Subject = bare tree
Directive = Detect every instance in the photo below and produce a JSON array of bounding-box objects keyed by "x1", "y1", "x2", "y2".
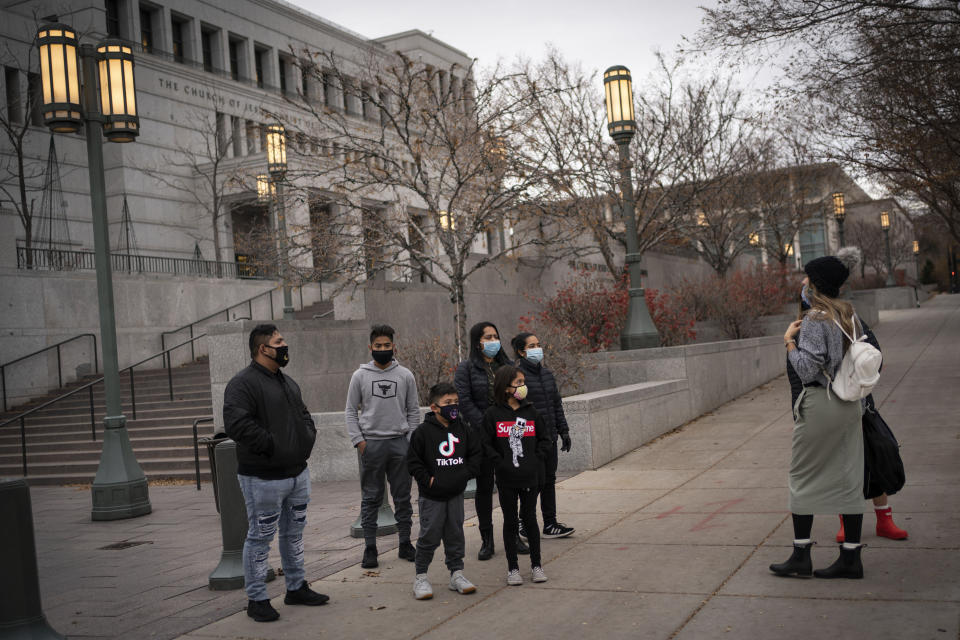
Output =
[
  {"x1": 745, "y1": 126, "x2": 830, "y2": 267},
  {"x1": 0, "y1": 38, "x2": 43, "y2": 268},
  {"x1": 520, "y1": 52, "x2": 752, "y2": 278},
  {"x1": 267, "y1": 49, "x2": 583, "y2": 353},
  {"x1": 696, "y1": 1, "x2": 960, "y2": 245},
  {"x1": 138, "y1": 105, "x2": 243, "y2": 270}
]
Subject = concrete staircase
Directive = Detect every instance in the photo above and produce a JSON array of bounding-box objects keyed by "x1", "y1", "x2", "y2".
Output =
[{"x1": 0, "y1": 360, "x2": 214, "y2": 485}]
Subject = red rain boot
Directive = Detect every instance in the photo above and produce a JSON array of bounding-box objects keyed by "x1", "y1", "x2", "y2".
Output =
[
  {"x1": 835, "y1": 515, "x2": 845, "y2": 543},
  {"x1": 875, "y1": 507, "x2": 908, "y2": 540}
]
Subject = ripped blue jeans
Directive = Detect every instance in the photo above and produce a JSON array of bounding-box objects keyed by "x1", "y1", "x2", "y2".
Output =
[{"x1": 238, "y1": 468, "x2": 310, "y2": 601}]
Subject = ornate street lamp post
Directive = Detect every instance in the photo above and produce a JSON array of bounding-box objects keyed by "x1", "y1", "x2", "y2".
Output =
[
  {"x1": 36, "y1": 23, "x2": 150, "y2": 520},
  {"x1": 832, "y1": 192, "x2": 846, "y2": 248},
  {"x1": 880, "y1": 210, "x2": 896, "y2": 287},
  {"x1": 265, "y1": 125, "x2": 294, "y2": 319},
  {"x1": 602, "y1": 66, "x2": 659, "y2": 349},
  {"x1": 913, "y1": 239, "x2": 920, "y2": 280}
]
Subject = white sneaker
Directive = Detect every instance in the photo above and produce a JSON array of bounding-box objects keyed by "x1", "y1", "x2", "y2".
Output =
[
  {"x1": 506, "y1": 569, "x2": 523, "y2": 586},
  {"x1": 532, "y1": 566, "x2": 548, "y2": 583},
  {"x1": 413, "y1": 573, "x2": 433, "y2": 600},
  {"x1": 448, "y1": 570, "x2": 476, "y2": 594}
]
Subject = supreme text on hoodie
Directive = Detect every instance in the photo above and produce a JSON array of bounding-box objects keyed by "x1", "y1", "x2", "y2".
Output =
[{"x1": 481, "y1": 402, "x2": 551, "y2": 489}]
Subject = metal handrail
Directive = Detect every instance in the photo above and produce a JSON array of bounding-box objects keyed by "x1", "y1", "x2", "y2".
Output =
[
  {"x1": 160, "y1": 285, "x2": 305, "y2": 362},
  {"x1": 0, "y1": 334, "x2": 207, "y2": 477},
  {"x1": 17, "y1": 245, "x2": 272, "y2": 280},
  {"x1": 1, "y1": 334, "x2": 98, "y2": 412}
]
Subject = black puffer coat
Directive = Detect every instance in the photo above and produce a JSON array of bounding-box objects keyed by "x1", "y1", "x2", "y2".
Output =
[
  {"x1": 454, "y1": 357, "x2": 511, "y2": 430},
  {"x1": 516, "y1": 357, "x2": 569, "y2": 441}
]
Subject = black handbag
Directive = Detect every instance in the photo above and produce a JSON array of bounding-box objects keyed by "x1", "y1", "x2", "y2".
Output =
[{"x1": 862, "y1": 401, "x2": 906, "y2": 499}]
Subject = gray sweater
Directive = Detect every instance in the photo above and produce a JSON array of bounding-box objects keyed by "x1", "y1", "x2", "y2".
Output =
[
  {"x1": 788, "y1": 311, "x2": 849, "y2": 387},
  {"x1": 345, "y1": 360, "x2": 420, "y2": 446}
]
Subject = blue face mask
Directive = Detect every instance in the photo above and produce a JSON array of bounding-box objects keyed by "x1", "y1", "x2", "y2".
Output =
[
  {"x1": 525, "y1": 348, "x2": 544, "y2": 364},
  {"x1": 481, "y1": 340, "x2": 501, "y2": 358},
  {"x1": 801, "y1": 285, "x2": 811, "y2": 306}
]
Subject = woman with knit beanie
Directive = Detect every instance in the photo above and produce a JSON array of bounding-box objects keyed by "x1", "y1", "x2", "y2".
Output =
[{"x1": 771, "y1": 255, "x2": 869, "y2": 579}]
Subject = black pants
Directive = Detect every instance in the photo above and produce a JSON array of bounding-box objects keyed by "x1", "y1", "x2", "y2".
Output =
[
  {"x1": 497, "y1": 483, "x2": 541, "y2": 570},
  {"x1": 538, "y1": 439, "x2": 559, "y2": 526},
  {"x1": 475, "y1": 458, "x2": 496, "y2": 534}
]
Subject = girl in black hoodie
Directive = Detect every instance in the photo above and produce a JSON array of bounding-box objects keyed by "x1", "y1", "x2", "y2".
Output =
[{"x1": 482, "y1": 365, "x2": 552, "y2": 585}]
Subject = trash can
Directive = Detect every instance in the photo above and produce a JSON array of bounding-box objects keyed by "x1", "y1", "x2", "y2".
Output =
[{"x1": 199, "y1": 432, "x2": 230, "y2": 512}]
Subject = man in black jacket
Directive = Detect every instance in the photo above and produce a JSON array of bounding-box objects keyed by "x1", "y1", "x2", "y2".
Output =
[{"x1": 223, "y1": 324, "x2": 327, "y2": 622}]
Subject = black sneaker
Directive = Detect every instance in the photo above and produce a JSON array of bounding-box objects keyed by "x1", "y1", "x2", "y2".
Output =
[
  {"x1": 543, "y1": 522, "x2": 575, "y2": 539},
  {"x1": 284, "y1": 581, "x2": 330, "y2": 606},
  {"x1": 361, "y1": 545, "x2": 378, "y2": 569},
  {"x1": 247, "y1": 599, "x2": 280, "y2": 622},
  {"x1": 398, "y1": 541, "x2": 416, "y2": 562},
  {"x1": 516, "y1": 535, "x2": 530, "y2": 555}
]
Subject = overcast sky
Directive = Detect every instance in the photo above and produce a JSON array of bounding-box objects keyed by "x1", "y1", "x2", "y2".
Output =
[{"x1": 298, "y1": 0, "x2": 723, "y2": 84}]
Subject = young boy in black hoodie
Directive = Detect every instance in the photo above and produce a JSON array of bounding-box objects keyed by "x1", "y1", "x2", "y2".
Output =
[
  {"x1": 407, "y1": 383, "x2": 482, "y2": 600},
  {"x1": 482, "y1": 365, "x2": 552, "y2": 586}
]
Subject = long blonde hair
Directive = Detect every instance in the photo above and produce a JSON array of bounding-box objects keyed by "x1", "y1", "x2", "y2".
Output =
[{"x1": 805, "y1": 282, "x2": 856, "y2": 348}]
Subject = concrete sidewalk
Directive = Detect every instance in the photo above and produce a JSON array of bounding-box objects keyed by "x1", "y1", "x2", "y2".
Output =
[
  {"x1": 27, "y1": 295, "x2": 958, "y2": 639},
  {"x1": 169, "y1": 295, "x2": 959, "y2": 640}
]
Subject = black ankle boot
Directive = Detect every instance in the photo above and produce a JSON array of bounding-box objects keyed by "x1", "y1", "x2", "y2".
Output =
[
  {"x1": 769, "y1": 542, "x2": 814, "y2": 577},
  {"x1": 478, "y1": 530, "x2": 495, "y2": 561},
  {"x1": 361, "y1": 544, "x2": 378, "y2": 569},
  {"x1": 814, "y1": 544, "x2": 864, "y2": 579}
]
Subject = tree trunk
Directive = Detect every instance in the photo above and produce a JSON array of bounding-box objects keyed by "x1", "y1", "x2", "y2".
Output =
[
  {"x1": 211, "y1": 204, "x2": 223, "y2": 278},
  {"x1": 452, "y1": 281, "x2": 467, "y2": 362},
  {"x1": 17, "y1": 148, "x2": 33, "y2": 269}
]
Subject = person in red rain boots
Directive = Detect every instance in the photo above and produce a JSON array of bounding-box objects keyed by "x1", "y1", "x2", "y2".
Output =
[{"x1": 837, "y1": 494, "x2": 908, "y2": 542}]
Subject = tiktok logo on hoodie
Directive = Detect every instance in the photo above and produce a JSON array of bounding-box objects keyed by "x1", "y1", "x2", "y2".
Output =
[{"x1": 435, "y1": 432, "x2": 464, "y2": 466}]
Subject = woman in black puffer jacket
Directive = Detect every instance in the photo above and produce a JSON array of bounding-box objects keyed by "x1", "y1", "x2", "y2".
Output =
[
  {"x1": 512, "y1": 332, "x2": 575, "y2": 539},
  {"x1": 454, "y1": 321, "x2": 514, "y2": 560}
]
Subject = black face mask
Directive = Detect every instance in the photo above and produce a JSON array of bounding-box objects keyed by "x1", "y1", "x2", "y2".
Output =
[
  {"x1": 438, "y1": 404, "x2": 459, "y2": 422},
  {"x1": 372, "y1": 349, "x2": 393, "y2": 365},
  {"x1": 263, "y1": 344, "x2": 289, "y2": 367}
]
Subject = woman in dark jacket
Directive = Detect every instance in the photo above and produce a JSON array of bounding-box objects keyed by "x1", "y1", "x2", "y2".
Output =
[
  {"x1": 512, "y1": 332, "x2": 574, "y2": 539},
  {"x1": 482, "y1": 365, "x2": 552, "y2": 585},
  {"x1": 453, "y1": 321, "x2": 519, "y2": 560}
]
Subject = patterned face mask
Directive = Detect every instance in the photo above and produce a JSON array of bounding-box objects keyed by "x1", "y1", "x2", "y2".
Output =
[{"x1": 512, "y1": 384, "x2": 528, "y2": 401}]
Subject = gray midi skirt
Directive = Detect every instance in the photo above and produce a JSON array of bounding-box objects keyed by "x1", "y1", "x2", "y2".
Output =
[{"x1": 789, "y1": 386, "x2": 865, "y2": 515}]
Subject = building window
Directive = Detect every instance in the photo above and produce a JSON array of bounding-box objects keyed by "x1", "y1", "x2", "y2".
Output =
[
  {"x1": 342, "y1": 76, "x2": 358, "y2": 114},
  {"x1": 139, "y1": 7, "x2": 154, "y2": 53},
  {"x1": 278, "y1": 57, "x2": 288, "y2": 94},
  {"x1": 254, "y1": 48, "x2": 266, "y2": 89},
  {"x1": 361, "y1": 83, "x2": 376, "y2": 121},
  {"x1": 215, "y1": 111, "x2": 228, "y2": 153},
  {"x1": 4, "y1": 67, "x2": 21, "y2": 124},
  {"x1": 246, "y1": 120, "x2": 258, "y2": 155},
  {"x1": 309, "y1": 199, "x2": 335, "y2": 275},
  {"x1": 27, "y1": 72, "x2": 42, "y2": 126},
  {"x1": 201, "y1": 28, "x2": 214, "y2": 72},
  {"x1": 301, "y1": 60, "x2": 310, "y2": 101},
  {"x1": 322, "y1": 70, "x2": 337, "y2": 109},
  {"x1": 231, "y1": 115, "x2": 242, "y2": 156},
  {"x1": 105, "y1": 0, "x2": 121, "y2": 37},
  {"x1": 229, "y1": 39, "x2": 242, "y2": 82},
  {"x1": 171, "y1": 17, "x2": 187, "y2": 63}
]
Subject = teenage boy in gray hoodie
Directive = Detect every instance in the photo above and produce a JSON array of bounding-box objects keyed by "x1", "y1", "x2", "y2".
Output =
[{"x1": 346, "y1": 324, "x2": 420, "y2": 569}]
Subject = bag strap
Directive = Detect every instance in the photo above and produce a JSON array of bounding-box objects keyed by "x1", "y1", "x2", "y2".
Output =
[{"x1": 832, "y1": 312, "x2": 861, "y2": 343}]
